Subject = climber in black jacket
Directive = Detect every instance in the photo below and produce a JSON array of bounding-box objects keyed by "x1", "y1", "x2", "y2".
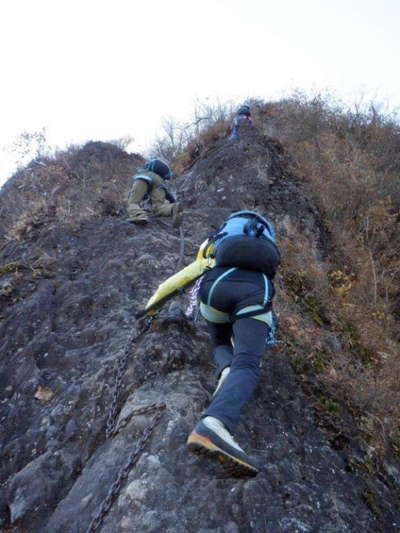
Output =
[
  {"x1": 141, "y1": 211, "x2": 281, "y2": 477},
  {"x1": 229, "y1": 104, "x2": 253, "y2": 140}
]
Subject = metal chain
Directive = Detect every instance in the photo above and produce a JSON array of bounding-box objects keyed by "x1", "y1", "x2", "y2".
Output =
[
  {"x1": 105, "y1": 316, "x2": 153, "y2": 439},
  {"x1": 86, "y1": 403, "x2": 166, "y2": 533},
  {"x1": 111, "y1": 402, "x2": 163, "y2": 437},
  {"x1": 85, "y1": 316, "x2": 165, "y2": 533}
]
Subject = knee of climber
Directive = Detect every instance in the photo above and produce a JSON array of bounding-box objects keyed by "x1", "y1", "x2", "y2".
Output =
[
  {"x1": 128, "y1": 179, "x2": 149, "y2": 205},
  {"x1": 230, "y1": 351, "x2": 262, "y2": 374}
]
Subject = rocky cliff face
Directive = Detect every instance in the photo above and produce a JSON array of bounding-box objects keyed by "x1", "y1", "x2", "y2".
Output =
[{"x1": 0, "y1": 131, "x2": 399, "y2": 533}]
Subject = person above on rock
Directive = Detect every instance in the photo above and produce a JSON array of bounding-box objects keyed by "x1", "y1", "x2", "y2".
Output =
[
  {"x1": 138, "y1": 210, "x2": 281, "y2": 477},
  {"x1": 127, "y1": 158, "x2": 181, "y2": 224},
  {"x1": 229, "y1": 103, "x2": 253, "y2": 140}
]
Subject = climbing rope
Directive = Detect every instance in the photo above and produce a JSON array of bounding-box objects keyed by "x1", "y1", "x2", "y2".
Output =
[{"x1": 185, "y1": 276, "x2": 202, "y2": 320}]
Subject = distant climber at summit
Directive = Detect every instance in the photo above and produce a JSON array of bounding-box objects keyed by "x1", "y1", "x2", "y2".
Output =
[
  {"x1": 229, "y1": 103, "x2": 252, "y2": 140},
  {"x1": 138, "y1": 210, "x2": 281, "y2": 477},
  {"x1": 127, "y1": 158, "x2": 181, "y2": 224}
]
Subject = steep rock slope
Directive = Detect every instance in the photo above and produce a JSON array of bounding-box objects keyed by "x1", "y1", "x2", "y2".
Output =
[{"x1": 0, "y1": 132, "x2": 399, "y2": 532}]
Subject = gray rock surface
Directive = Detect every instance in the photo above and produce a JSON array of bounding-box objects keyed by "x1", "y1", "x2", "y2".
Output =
[{"x1": 0, "y1": 135, "x2": 399, "y2": 532}]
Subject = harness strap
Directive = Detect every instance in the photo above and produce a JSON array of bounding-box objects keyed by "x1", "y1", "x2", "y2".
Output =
[
  {"x1": 230, "y1": 273, "x2": 272, "y2": 321},
  {"x1": 230, "y1": 301, "x2": 272, "y2": 321}
]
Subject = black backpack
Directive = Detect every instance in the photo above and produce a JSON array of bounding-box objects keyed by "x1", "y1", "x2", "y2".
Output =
[{"x1": 210, "y1": 211, "x2": 280, "y2": 278}]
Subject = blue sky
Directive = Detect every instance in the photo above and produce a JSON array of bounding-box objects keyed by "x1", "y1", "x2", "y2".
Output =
[{"x1": 1, "y1": 0, "x2": 399, "y2": 184}]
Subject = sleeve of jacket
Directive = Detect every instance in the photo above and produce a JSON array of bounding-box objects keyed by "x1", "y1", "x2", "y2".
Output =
[
  {"x1": 163, "y1": 186, "x2": 176, "y2": 204},
  {"x1": 136, "y1": 240, "x2": 215, "y2": 318}
]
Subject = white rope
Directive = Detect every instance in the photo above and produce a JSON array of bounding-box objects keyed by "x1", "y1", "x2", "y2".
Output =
[{"x1": 185, "y1": 277, "x2": 203, "y2": 319}]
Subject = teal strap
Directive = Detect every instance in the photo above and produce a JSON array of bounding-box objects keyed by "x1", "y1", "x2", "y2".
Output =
[
  {"x1": 236, "y1": 304, "x2": 264, "y2": 316},
  {"x1": 207, "y1": 267, "x2": 237, "y2": 306},
  {"x1": 235, "y1": 305, "x2": 273, "y2": 325},
  {"x1": 262, "y1": 274, "x2": 269, "y2": 305}
]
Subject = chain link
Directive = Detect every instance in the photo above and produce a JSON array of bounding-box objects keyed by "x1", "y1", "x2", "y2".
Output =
[
  {"x1": 86, "y1": 403, "x2": 166, "y2": 533},
  {"x1": 111, "y1": 402, "x2": 163, "y2": 437},
  {"x1": 105, "y1": 317, "x2": 153, "y2": 439},
  {"x1": 85, "y1": 316, "x2": 166, "y2": 533}
]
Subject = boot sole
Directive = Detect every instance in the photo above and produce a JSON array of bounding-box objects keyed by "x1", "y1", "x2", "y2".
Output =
[
  {"x1": 187, "y1": 431, "x2": 258, "y2": 478},
  {"x1": 127, "y1": 219, "x2": 148, "y2": 225}
]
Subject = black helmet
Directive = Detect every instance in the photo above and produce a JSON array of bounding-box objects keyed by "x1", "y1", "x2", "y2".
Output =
[
  {"x1": 238, "y1": 104, "x2": 251, "y2": 116},
  {"x1": 146, "y1": 158, "x2": 173, "y2": 180}
]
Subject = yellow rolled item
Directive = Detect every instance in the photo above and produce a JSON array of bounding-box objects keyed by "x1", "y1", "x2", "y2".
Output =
[{"x1": 142, "y1": 240, "x2": 215, "y2": 316}]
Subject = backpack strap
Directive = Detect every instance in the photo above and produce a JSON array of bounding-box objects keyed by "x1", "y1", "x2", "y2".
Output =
[
  {"x1": 200, "y1": 238, "x2": 216, "y2": 259},
  {"x1": 204, "y1": 220, "x2": 229, "y2": 253}
]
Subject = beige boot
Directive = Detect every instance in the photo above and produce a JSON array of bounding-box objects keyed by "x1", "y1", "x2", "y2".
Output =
[
  {"x1": 187, "y1": 416, "x2": 259, "y2": 477},
  {"x1": 126, "y1": 202, "x2": 149, "y2": 224}
]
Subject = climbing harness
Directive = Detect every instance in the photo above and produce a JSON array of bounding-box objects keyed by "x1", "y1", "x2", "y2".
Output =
[
  {"x1": 229, "y1": 274, "x2": 273, "y2": 321},
  {"x1": 86, "y1": 316, "x2": 166, "y2": 533}
]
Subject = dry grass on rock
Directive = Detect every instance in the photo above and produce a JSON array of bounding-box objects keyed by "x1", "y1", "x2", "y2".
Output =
[{"x1": 259, "y1": 94, "x2": 400, "y2": 456}]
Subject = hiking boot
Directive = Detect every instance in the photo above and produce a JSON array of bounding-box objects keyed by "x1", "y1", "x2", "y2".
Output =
[
  {"x1": 172, "y1": 202, "x2": 183, "y2": 227},
  {"x1": 187, "y1": 416, "x2": 259, "y2": 477},
  {"x1": 213, "y1": 366, "x2": 230, "y2": 396}
]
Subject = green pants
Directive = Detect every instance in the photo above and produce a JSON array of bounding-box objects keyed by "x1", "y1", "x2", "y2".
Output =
[{"x1": 127, "y1": 175, "x2": 174, "y2": 220}]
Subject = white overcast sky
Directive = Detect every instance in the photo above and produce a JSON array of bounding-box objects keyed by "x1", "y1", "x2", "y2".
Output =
[{"x1": 1, "y1": 0, "x2": 399, "y2": 185}]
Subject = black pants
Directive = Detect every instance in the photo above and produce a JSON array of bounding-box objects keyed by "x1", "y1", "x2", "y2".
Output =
[
  {"x1": 199, "y1": 268, "x2": 272, "y2": 433},
  {"x1": 203, "y1": 318, "x2": 268, "y2": 433}
]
